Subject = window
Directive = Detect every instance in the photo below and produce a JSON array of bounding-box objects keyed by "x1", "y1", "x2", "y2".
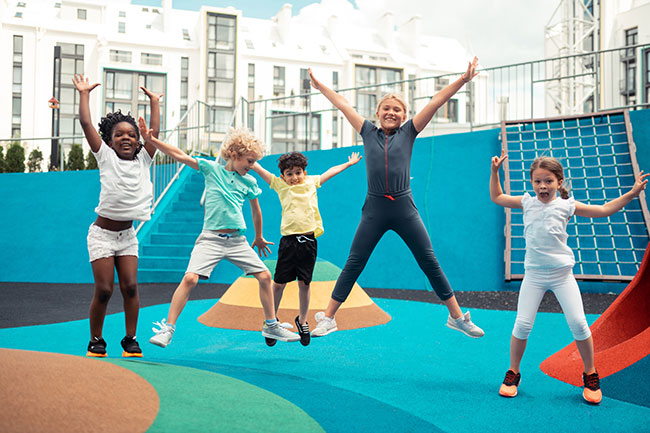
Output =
[
  {"x1": 141, "y1": 53, "x2": 162, "y2": 66},
  {"x1": 118, "y1": 22, "x2": 126, "y2": 33},
  {"x1": 332, "y1": 115, "x2": 339, "y2": 148},
  {"x1": 434, "y1": 99, "x2": 458, "y2": 123},
  {"x1": 300, "y1": 68, "x2": 310, "y2": 94},
  {"x1": 104, "y1": 69, "x2": 166, "y2": 130},
  {"x1": 110, "y1": 49, "x2": 132, "y2": 63},
  {"x1": 182, "y1": 29, "x2": 190, "y2": 41},
  {"x1": 273, "y1": 66, "x2": 285, "y2": 96},
  {"x1": 12, "y1": 35, "x2": 23, "y2": 137},
  {"x1": 206, "y1": 13, "x2": 236, "y2": 132},
  {"x1": 55, "y1": 3, "x2": 61, "y2": 8},
  {"x1": 77, "y1": 8, "x2": 86, "y2": 20},
  {"x1": 54, "y1": 42, "x2": 84, "y2": 148},
  {"x1": 119, "y1": 11, "x2": 126, "y2": 17},
  {"x1": 332, "y1": 71, "x2": 339, "y2": 90},
  {"x1": 621, "y1": 27, "x2": 638, "y2": 105},
  {"x1": 271, "y1": 112, "x2": 321, "y2": 153},
  {"x1": 17, "y1": 1, "x2": 26, "y2": 7},
  {"x1": 180, "y1": 57, "x2": 189, "y2": 144},
  {"x1": 14, "y1": 11, "x2": 22, "y2": 17},
  {"x1": 644, "y1": 48, "x2": 650, "y2": 104},
  {"x1": 355, "y1": 65, "x2": 403, "y2": 121},
  {"x1": 245, "y1": 39, "x2": 254, "y2": 49},
  {"x1": 247, "y1": 63, "x2": 255, "y2": 100}
]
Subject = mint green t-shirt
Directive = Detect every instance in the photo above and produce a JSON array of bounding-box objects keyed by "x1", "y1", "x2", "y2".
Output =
[{"x1": 197, "y1": 158, "x2": 262, "y2": 235}]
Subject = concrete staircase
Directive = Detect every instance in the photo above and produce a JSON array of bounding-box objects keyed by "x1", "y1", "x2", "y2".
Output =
[{"x1": 137, "y1": 170, "x2": 205, "y2": 283}]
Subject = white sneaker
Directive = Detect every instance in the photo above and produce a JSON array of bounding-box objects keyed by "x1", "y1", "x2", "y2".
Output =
[
  {"x1": 149, "y1": 318, "x2": 175, "y2": 347},
  {"x1": 446, "y1": 311, "x2": 484, "y2": 338},
  {"x1": 312, "y1": 311, "x2": 338, "y2": 337},
  {"x1": 262, "y1": 322, "x2": 300, "y2": 342}
]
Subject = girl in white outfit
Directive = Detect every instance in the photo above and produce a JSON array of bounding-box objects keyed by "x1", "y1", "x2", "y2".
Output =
[{"x1": 490, "y1": 151, "x2": 648, "y2": 404}]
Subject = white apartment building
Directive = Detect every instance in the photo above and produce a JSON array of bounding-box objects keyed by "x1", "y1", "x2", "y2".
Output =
[
  {"x1": 544, "y1": 0, "x2": 650, "y2": 116},
  {"x1": 0, "y1": 0, "x2": 474, "y2": 168}
]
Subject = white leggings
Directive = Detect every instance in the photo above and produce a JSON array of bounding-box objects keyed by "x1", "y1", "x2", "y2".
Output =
[{"x1": 513, "y1": 267, "x2": 591, "y2": 341}]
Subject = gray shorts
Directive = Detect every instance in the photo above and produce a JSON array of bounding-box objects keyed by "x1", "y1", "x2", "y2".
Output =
[
  {"x1": 186, "y1": 231, "x2": 268, "y2": 279},
  {"x1": 87, "y1": 224, "x2": 138, "y2": 262}
]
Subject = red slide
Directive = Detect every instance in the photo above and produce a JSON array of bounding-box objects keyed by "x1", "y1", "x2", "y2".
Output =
[{"x1": 540, "y1": 242, "x2": 650, "y2": 386}]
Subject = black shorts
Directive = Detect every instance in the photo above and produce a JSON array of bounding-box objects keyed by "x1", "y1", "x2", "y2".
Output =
[{"x1": 274, "y1": 233, "x2": 318, "y2": 284}]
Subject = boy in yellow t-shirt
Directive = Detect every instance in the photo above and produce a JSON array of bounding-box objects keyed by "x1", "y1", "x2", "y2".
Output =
[{"x1": 252, "y1": 151, "x2": 361, "y2": 346}]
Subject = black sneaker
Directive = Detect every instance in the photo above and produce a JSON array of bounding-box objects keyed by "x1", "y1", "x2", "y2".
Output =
[
  {"x1": 582, "y1": 371, "x2": 602, "y2": 404},
  {"x1": 121, "y1": 335, "x2": 143, "y2": 358},
  {"x1": 87, "y1": 336, "x2": 107, "y2": 357},
  {"x1": 295, "y1": 316, "x2": 311, "y2": 346},
  {"x1": 499, "y1": 369, "x2": 521, "y2": 397}
]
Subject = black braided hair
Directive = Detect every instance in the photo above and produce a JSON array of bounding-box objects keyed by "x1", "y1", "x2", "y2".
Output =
[
  {"x1": 278, "y1": 152, "x2": 308, "y2": 175},
  {"x1": 98, "y1": 110, "x2": 142, "y2": 158}
]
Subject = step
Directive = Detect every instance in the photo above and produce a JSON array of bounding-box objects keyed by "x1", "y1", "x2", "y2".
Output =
[
  {"x1": 142, "y1": 244, "x2": 194, "y2": 257},
  {"x1": 149, "y1": 233, "x2": 199, "y2": 245},
  {"x1": 178, "y1": 191, "x2": 203, "y2": 202},
  {"x1": 163, "y1": 211, "x2": 204, "y2": 223},
  {"x1": 138, "y1": 268, "x2": 187, "y2": 283},
  {"x1": 158, "y1": 222, "x2": 204, "y2": 233},
  {"x1": 139, "y1": 256, "x2": 190, "y2": 270},
  {"x1": 171, "y1": 201, "x2": 203, "y2": 212},
  {"x1": 183, "y1": 182, "x2": 205, "y2": 192}
]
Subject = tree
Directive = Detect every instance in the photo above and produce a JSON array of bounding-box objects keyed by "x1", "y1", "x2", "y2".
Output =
[
  {"x1": 66, "y1": 143, "x2": 85, "y2": 171},
  {"x1": 0, "y1": 145, "x2": 5, "y2": 173},
  {"x1": 86, "y1": 150, "x2": 98, "y2": 169},
  {"x1": 5, "y1": 141, "x2": 25, "y2": 173},
  {"x1": 27, "y1": 148, "x2": 44, "y2": 173}
]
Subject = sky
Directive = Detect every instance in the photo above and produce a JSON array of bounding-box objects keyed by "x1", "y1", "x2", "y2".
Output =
[{"x1": 134, "y1": 0, "x2": 561, "y2": 67}]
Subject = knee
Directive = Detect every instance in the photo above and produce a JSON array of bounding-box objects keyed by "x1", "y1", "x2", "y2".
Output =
[
  {"x1": 569, "y1": 320, "x2": 591, "y2": 341},
  {"x1": 122, "y1": 282, "x2": 138, "y2": 299},
  {"x1": 95, "y1": 285, "x2": 113, "y2": 304},
  {"x1": 513, "y1": 319, "x2": 533, "y2": 340},
  {"x1": 257, "y1": 270, "x2": 272, "y2": 285},
  {"x1": 182, "y1": 273, "x2": 199, "y2": 287}
]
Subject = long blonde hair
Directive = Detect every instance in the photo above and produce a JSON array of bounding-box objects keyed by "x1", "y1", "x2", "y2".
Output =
[{"x1": 529, "y1": 156, "x2": 570, "y2": 199}]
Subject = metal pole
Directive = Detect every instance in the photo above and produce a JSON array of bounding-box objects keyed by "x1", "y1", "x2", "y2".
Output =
[{"x1": 50, "y1": 46, "x2": 61, "y2": 170}]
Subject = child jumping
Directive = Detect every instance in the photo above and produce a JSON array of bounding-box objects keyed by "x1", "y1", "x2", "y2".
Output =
[
  {"x1": 73, "y1": 74, "x2": 161, "y2": 358},
  {"x1": 138, "y1": 121, "x2": 301, "y2": 347},
  {"x1": 308, "y1": 59, "x2": 485, "y2": 339},
  {"x1": 490, "y1": 150, "x2": 649, "y2": 404},
  {"x1": 252, "y1": 151, "x2": 362, "y2": 346}
]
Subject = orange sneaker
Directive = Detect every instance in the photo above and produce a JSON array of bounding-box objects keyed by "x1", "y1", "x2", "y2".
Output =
[
  {"x1": 582, "y1": 371, "x2": 602, "y2": 404},
  {"x1": 499, "y1": 370, "x2": 521, "y2": 397}
]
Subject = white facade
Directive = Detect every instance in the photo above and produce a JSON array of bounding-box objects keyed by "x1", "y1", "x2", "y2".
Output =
[
  {"x1": 1, "y1": 0, "x2": 474, "y2": 168},
  {"x1": 544, "y1": 0, "x2": 650, "y2": 116}
]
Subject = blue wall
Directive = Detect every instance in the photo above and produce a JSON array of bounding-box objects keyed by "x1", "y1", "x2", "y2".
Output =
[{"x1": 3, "y1": 109, "x2": 650, "y2": 293}]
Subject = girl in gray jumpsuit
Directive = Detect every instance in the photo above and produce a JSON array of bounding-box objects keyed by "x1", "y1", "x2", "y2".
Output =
[{"x1": 308, "y1": 59, "x2": 484, "y2": 338}]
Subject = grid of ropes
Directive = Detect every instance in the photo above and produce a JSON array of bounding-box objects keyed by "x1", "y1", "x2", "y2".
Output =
[{"x1": 501, "y1": 110, "x2": 650, "y2": 281}]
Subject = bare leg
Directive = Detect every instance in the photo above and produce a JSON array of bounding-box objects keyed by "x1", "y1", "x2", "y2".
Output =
[
  {"x1": 509, "y1": 335, "x2": 528, "y2": 373},
  {"x1": 115, "y1": 255, "x2": 139, "y2": 336},
  {"x1": 575, "y1": 336, "x2": 596, "y2": 374},
  {"x1": 166, "y1": 273, "x2": 199, "y2": 325},
  {"x1": 89, "y1": 257, "x2": 115, "y2": 338},
  {"x1": 272, "y1": 282, "x2": 286, "y2": 316},
  {"x1": 324, "y1": 297, "x2": 342, "y2": 318},
  {"x1": 254, "y1": 270, "x2": 275, "y2": 320},
  {"x1": 443, "y1": 295, "x2": 463, "y2": 319},
  {"x1": 297, "y1": 280, "x2": 310, "y2": 324}
]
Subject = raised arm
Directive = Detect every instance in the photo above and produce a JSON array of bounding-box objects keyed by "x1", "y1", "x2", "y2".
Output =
[
  {"x1": 249, "y1": 198, "x2": 273, "y2": 257},
  {"x1": 309, "y1": 68, "x2": 365, "y2": 134},
  {"x1": 138, "y1": 117, "x2": 199, "y2": 170},
  {"x1": 72, "y1": 74, "x2": 102, "y2": 152},
  {"x1": 141, "y1": 87, "x2": 163, "y2": 158},
  {"x1": 490, "y1": 149, "x2": 523, "y2": 209},
  {"x1": 251, "y1": 162, "x2": 274, "y2": 185},
  {"x1": 320, "y1": 152, "x2": 362, "y2": 185},
  {"x1": 575, "y1": 171, "x2": 649, "y2": 218},
  {"x1": 412, "y1": 57, "x2": 479, "y2": 133}
]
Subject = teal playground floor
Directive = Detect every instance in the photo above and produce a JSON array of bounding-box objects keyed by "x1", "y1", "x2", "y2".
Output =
[{"x1": 1, "y1": 295, "x2": 648, "y2": 433}]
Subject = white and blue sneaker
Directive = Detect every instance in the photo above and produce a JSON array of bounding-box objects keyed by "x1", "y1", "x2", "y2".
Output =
[{"x1": 446, "y1": 311, "x2": 484, "y2": 338}]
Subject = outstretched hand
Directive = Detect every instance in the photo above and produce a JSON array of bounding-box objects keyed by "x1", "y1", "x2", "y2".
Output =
[
  {"x1": 138, "y1": 117, "x2": 153, "y2": 143},
  {"x1": 630, "y1": 171, "x2": 650, "y2": 196},
  {"x1": 140, "y1": 86, "x2": 164, "y2": 102},
  {"x1": 491, "y1": 149, "x2": 507, "y2": 172},
  {"x1": 252, "y1": 237, "x2": 274, "y2": 257},
  {"x1": 347, "y1": 151, "x2": 362, "y2": 166},
  {"x1": 461, "y1": 57, "x2": 479, "y2": 83},
  {"x1": 72, "y1": 74, "x2": 100, "y2": 93},
  {"x1": 308, "y1": 68, "x2": 322, "y2": 91}
]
